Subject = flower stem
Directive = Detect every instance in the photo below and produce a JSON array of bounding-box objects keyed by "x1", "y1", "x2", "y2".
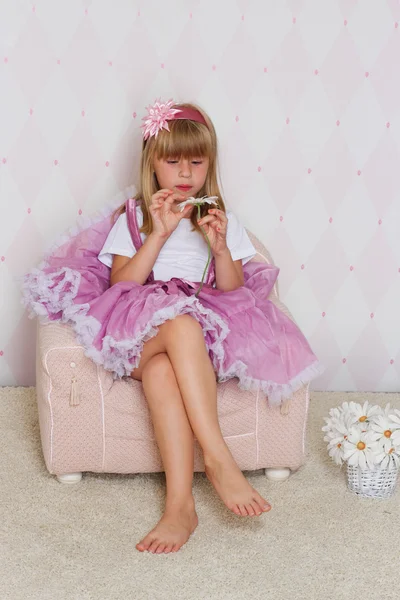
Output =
[{"x1": 195, "y1": 204, "x2": 212, "y2": 297}]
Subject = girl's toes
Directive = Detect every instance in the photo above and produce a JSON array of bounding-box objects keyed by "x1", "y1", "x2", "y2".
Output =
[
  {"x1": 164, "y1": 544, "x2": 174, "y2": 554},
  {"x1": 148, "y1": 540, "x2": 160, "y2": 553},
  {"x1": 246, "y1": 504, "x2": 256, "y2": 516},
  {"x1": 232, "y1": 505, "x2": 241, "y2": 516},
  {"x1": 254, "y1": 494, "x2": 271, "y2": 512},
  {"x1": 238, "y1": 505, "x2": 248, "y2": 516},
  {"x1": 156, "y1": 544, "x2": 166, "y2": 554},
  {"x1": 250, "y1": 501, "x2": 262, "y2": 516}
]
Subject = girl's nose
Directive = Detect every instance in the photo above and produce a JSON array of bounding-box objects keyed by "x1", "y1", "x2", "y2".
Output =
[{"x1": 179, "y1": 161, "x2": 191, "y2": 176}]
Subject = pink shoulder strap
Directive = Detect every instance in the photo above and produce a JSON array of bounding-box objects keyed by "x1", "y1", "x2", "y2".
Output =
[{"x1": 125, "y1": 197, "x2": 155, "y2": 284}]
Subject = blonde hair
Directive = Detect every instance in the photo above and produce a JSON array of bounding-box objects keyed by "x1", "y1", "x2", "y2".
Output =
[{"x1": 112, "y1": 102, "x2": 226, "y2": 235}]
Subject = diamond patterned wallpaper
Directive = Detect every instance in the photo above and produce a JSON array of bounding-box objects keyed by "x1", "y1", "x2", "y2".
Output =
[{"x1": 0, "y1": 0, "x2": 399, "y2": 390}]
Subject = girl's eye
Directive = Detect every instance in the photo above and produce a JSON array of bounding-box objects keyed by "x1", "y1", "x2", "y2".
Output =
[{"x1": 166, "y1": 160, "x2": 203, "y2": 165}]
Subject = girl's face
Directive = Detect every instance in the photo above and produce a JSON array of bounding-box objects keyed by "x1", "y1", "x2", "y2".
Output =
[{"x1": 153, "y1": 155, "x2": 210, "y2": 211}]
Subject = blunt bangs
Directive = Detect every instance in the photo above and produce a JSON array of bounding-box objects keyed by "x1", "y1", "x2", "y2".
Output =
[{"x1": 153, "y1": 119, "x2": 213, "y2": 161}]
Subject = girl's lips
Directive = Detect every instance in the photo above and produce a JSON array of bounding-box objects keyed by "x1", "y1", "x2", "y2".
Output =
[{"x1": 176, "y1": 185, "x2": 192, "y2": 190}]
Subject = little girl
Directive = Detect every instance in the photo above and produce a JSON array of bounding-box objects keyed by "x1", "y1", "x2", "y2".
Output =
[{"x1": 22, "y1": 98, "x2": 323, "y2": 556}]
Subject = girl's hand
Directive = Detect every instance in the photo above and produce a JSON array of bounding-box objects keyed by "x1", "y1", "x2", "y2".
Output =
[
  {"x1": 197, "y1": 209, "x2": 228, "y2": 257},
  {"x1": 149, "y1": 189, "x2": 192, "y2": 239}
]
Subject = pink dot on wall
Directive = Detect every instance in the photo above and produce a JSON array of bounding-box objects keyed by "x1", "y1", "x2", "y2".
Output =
[
  {"x1": 29, "y1": 108, "x2": 33, "y2": 115},
  {"x1": 386, "y1": 122, "x2": 390, "y2": 128},
  {"x1": 1, "y1": 256, "x2": 5, "y2": 262},
  {"x1": 4, "y1": 57, "x2": 8, "y2": 64},
  {"x1": 257, "y1": 166, "x2": 261, "y2": 172},
  {"x1": 336, "y1": 120, "x2": 340, "y2": 126},
  {"x1": 314, "y1": 69, "x2": 319, "y2": 75},
  {"x1": 350, "y1": 265, "x2": 354, "y2": 271},
  {"x1": 132, "y1": 112, "x2": 137, "y2": 118},
  {"x1": 78, "y1": 209, "x2": 82, "y2": 215},
  {"x1": 378, "y1": 219, "x2": 382, "y2": 225},
  {"x1": 293, "y1": 17, "x2": 296, "y2": 24},
  {"x1": 264, "y1": 67, "x2": 268, "y2": 73},
  {"x1": 344, "y1": 19, "x2": 348, "y2": 26},
  {"x1": 138, "y1": 11, "x2": 140, "y2": 16},
  {"x1": 342, "y1": 358, "x2": 347, "y2": 364},
  {"x1": 212, "y1": 65, "x2": 216, "y2": 71},
  {"x1": 301, "y1": 264, "x2": 305, "y2": 270},
  {"x1": 57, "y1": 59, "x2": 61, "y2": 65},
  {"x1": 54, "y1": 159, "x2": 58, "y2": 166},
  {"x1": 32, "y1": 5, "x2": 36, "y2": 12},
  {"x1": 189, "y1": 12, "x2": 192, "y2": 18},
  {"x1": 279, "y1": 216, "x2": 283, "y2": 222},
  {"x1": 365, "y1": 71, "x2": 369, "y2": 78},
  {"x1": 235, "y1": 116, "x2": 239, "y2": 122},
  {"x1": 241, "y1": 15, "x2": 245, "y2": 21},
  {"x1": 286, "y1": 117, "x2": 290, "y2": 124},
  {"x1": 81, "y1": 110, "x2": 85, "y2": 117},
  {"x1": 395, "y1": 22, "x2": 398, "y2": 28},
  {"x1": 390, "y1": 359, "x2": 394, "y2": 364},
  {"x1": 357, "y1": 170, "x2": 361, "y2": 175},
  {"x1": 308, "y1": 168, "x2": 312, "y2": 174},
  {"x1": 28, "y1": 208, "x2": 31, "y2": 214},
  {"x1": 0, "y1": 351, "x2": 3, "y2": 356},
  {"x1": 108, "y1": 61, "x2": 113, "y2": 67},
  {"x1": 2, "y1": 158, "x2": 6, "y2": 164},
  {"x1": 161, "y1": 63, "x2": 164, "y2": 69},
  {"x1": 329, "y1": 217, "x2": 333, "y2": 223},
  {"x1": 322, "y1": 312, "x2": 326, "y2": 317},
  {"x1": 105, "y1": 161, "x2": 110, "y2": 167},
  {"x1": 370, "y1": 313, "x2": 374, "y2": 319},
  {"x1": 85, "y1": 9, "x2": 88, "y2": 16}
]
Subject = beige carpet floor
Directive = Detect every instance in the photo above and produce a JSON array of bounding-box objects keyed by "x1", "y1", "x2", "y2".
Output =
[{"x1": 1, "y1": 388, "x2": 399, "y2": 600}]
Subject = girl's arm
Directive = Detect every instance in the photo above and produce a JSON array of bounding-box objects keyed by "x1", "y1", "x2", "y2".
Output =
[
  {"x1": 197, "y1": 208, "x2": 245, "y2": 293},
  {"x1": 214, "y1": 250, "x2": 244, "y2": 292},
  {"x1": 110, "y1": 232, "x2": 166, "y2": 286}
]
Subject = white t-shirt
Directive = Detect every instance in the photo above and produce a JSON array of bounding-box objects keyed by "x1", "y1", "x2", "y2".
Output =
[{"x1": 98, "y1": 205, "x2": 257, "y2": 283}]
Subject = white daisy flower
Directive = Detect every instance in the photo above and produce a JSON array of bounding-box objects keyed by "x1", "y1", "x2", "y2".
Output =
[
  {"x1": 369, "y1": 414, "x2": 400, "y2": 443},
  {"x1": 369, "y1": 438, "x2": 400, "y2": 470},
  {"x1": 342, "y1": 427, "x2": 379, "y2": 470},
  {"x1": 178, "y1": 195, "x2": 219, "y2": 212},
  {"x1": 323, "y1": 400, "x2": 400, "y2": 473},
  {"x1": 323, "y1": 414, "x2": 356, "y2": 465},
  {"x1": 388, "y1": 409, "x2": 400, "y2": 445},
  {"x1": 350, "y1": 400, "x2": 382, "y2": 424},
  {"x1": 328, "y1": 401, "x2": 359, "y2": 418}
]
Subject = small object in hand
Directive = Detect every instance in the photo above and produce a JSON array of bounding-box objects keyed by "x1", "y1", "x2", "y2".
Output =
[{"x1": 177, "y1": 195, "x2": 219, "y2": 212}]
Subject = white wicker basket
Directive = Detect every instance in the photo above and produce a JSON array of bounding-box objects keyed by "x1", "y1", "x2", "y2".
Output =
[{"x1": 347, "y1": 464, "x2": 399, "y2": 499}]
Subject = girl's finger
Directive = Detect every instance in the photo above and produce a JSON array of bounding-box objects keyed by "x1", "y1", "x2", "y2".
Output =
[
  {"x1": 178, "y1": 205, "x2": 192, "y2": 218},
  {"x1": 208, "y1": 208, "x2": 228, "y2": 222},
  {"x1": 198, "y1": 215, "x2": 217, "y2": 226},
  {"x1": 210, "y1": 219, "x2": 225, "y2": 229}
]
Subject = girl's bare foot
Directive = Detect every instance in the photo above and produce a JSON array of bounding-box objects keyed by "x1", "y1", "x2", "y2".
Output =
[
  {"x1": 204, "y1": 452, "x2": 272, "y2": 517},
  {"x1": 136, "y1": 499, "x2": 198, "y2": 554}
]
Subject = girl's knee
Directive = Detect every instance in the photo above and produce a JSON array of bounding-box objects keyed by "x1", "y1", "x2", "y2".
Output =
[
  {"x1": 141, "y1": 352, "x2": 173, "y2": 382},
  {"x1": 162, "y1": 314, "x2": 202, "y2": 335}
]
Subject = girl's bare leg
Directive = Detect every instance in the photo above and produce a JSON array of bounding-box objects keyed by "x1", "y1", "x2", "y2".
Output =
[
  {"x1": 133, "y1": 353, "x2": 198, "y2": 554},
  {"x1": 132, "y1": 315, "x2": 271, "y2": 519}
]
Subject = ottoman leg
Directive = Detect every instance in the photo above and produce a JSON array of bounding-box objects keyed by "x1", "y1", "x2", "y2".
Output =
[
  {"x1": 56, "y1": 473, "x2": 83, "y2": 484},
  {"x1": 264, "y1": 468, "x2": 291, "y2": 482}
]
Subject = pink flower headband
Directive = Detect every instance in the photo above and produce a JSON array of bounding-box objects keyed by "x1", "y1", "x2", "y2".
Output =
[{"x1": 141, "y1": 98, "x2": 208, "y2": 140}]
